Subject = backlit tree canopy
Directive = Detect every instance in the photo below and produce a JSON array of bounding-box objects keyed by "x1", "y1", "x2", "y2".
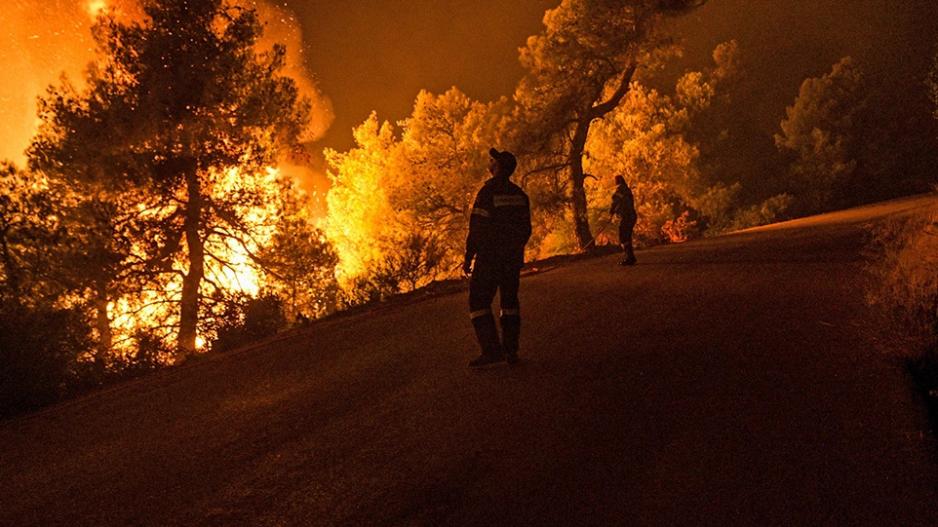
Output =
[
  {"x1": 29, "y1": 0, "x2": 312, "y2": 355},
  {"x1": 514, "y1": 0, "x2": 707, "y2": 250},
  {"x1": 4, "y1": 1, "x2": 938, "y2": 417},
  {"x1": 325, "y1": 88, "x2": 509, "y2": 294},
  {"x1": 775, "y1": 57, "x2": 868, "y2": 215}
]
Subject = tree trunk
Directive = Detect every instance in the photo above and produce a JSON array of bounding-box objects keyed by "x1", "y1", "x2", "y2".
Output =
[
  {"x1": 569, "y1": 117, "x2": 594, "y2": 251},
  {"x1": 178, "y1": 165, "x2": 204, "y2": 356},
  {"x1": 289, "y1": 283, "x2": 297, "y2": 325},
  {"x1": 0, "y1": 226, "x2": 21, "y2": 296},
  {"x1": 93, "y1": 283, "x2": 112, "y2": 359},
  {"x1": 569, "y1": 63, "x2": 639, "y2": 252}
]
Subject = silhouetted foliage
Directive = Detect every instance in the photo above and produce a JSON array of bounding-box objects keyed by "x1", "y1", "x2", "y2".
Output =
[
  {"x1": 325, "y1": 89, "x2": 509, "y2": 291},
  {"x1": 258, "y1": 181, "x2": 339, "y2": 323},
  {"x1": 367, "y1": 231, "x2": 447, "y2": 293},
  {"x1": 0, "y1": 162, "x2": 95, "y2": 416},
  {"x1": 0, "y1": 163, "x2": 69, "y2": 303},
  {"x1": 0, "y1": 302, "x2": 90, "y2": 418},
  {"x1": 336, "y1": 232, "x2": 447, "y2": 306},
  {"x1": 777, "y1": 55, "x2": 938, "y2": 217},
  {"x1": 514, "y1": 0, "x2": 708, "y2": 250},
  {"x1": 775, "y1": 57, "x2": 869, "y2": 215},
  {"x1": 29, "y1": 0, "x2": 311, "y2": 356},
  {"x1": 212, "y1": 293, "x2": 287, "y2": 353},
  {"x1": 112, "y1": 329, "x2": 174, "y2": 377}
]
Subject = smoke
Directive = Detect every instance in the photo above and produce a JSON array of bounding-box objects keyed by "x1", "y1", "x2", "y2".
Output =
[
  {"x1": 247, "y1": 0, "x2": 334, "y2": 142},
  {"x1": 0, "y1": 0, "x2": 333, "y2": 165}
]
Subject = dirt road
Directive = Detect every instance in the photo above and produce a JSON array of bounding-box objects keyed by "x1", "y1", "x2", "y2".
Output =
[{"x1": 2, "y1": 196, "x2": 937, "y2": 526}]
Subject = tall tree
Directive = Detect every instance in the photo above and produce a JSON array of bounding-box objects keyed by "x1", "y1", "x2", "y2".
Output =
[
  {"x1": 393, "y1": 89, "x2": 511, "y2": 259},
  {"x1": 774, "y1": 57, "x2": 869, "y2": 215},
  {"x1": 325, "y1": 89, "x2": 511, "y2": 294},
  {"x1": 0, "y1": 163, "x2": 65, "y2": 305},
  {"x1": 29, "y1": 0, "x2": 311, "y2": 355},
  {"x1": 514, "y1": 0, "x2": 707, "y2": 250},
  {"x1": 258, "y1": 179, "x2": 338, "y2": 323},
  {"x1": 324, "y1": 114, "x2": 399, "y2": 285}
]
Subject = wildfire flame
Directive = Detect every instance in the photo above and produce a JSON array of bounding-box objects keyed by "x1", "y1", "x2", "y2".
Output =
[
  {"x1": 86, "y1": 0, "x2": 108, "y2": 17},
  {"x1": 0, "y1": 1, "x2": 332, "y2": 355},
  {"x1": 0, "y1": 0, "x2": 334, "y2": 164},
  {"x1": 104, "y1": 166, "x2": 285, "y2": 353}
]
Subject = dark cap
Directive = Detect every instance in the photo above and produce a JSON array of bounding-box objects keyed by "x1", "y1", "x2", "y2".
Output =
[{"x1": 489, "y1": 148, "x2": 517, "y2": 176}]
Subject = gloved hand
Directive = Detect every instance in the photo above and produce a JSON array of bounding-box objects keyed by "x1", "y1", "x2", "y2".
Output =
[{"x1": 462, "y1": 258, "x2": 472, "y2": 277}]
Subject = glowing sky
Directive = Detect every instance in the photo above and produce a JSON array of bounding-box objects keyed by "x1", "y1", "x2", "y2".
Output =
[{"x1": 1, "y1": 1, "x2": 936, "y2": 162}]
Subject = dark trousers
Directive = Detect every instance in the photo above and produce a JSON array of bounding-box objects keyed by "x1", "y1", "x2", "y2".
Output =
[
  {"x1": 619, "y1": 216, "x2": 636, "y2": 261},
  {"x1": 469, "y1": 259, "x2": 521, "y2": 357}
]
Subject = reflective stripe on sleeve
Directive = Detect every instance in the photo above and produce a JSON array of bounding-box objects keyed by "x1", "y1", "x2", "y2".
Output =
[
  {"x1": 500, "y1": 308, "x2": 520, "y2": 317},
  {"x1": 470, "y1": 308, "x2": 492, "y2": 320},
  {"x1": 493, "y1": 194, "x2": 527, "y2": 207},
  {"x1": 471, "y1": 207, "x2": 491, "y2": 218}
]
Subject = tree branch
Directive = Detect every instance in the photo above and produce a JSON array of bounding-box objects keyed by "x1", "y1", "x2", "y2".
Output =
[{"x1": 589, "y1": 62, "x2": 639, "y2": 120}]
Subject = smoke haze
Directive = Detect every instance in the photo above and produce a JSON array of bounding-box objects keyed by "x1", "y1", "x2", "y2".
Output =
[{"x1": 0, "y1": 0, "x2": 333, "y2": 164}]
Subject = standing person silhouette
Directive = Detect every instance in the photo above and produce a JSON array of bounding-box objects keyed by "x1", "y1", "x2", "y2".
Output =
[
  {"x1": 610, "y1": 175, "x2": 637, "y2": 266},
  {"x1": 463, "y1": 148, "x2": 531, "y2": 368}
]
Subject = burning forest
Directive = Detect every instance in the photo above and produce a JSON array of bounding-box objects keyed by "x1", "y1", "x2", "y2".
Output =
[{"x1": 1, "y1": 0, "x2": 937, "y2": 418}]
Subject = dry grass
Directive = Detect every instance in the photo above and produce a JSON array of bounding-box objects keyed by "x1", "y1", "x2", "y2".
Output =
[
  {"x1": 865, "y1": 200, "x2": 938, "y2": 358},
  {"x1": 865, "y1": 197, "x2": 938, "y2": 417}
]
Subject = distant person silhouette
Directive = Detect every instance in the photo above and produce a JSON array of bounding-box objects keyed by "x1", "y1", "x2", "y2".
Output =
[
  {"x1": 464, "y1": 148, "x2": 532, "y2": 368},
  {"x1": 610, "y1": 175, "x2": 637, "y2": 266}
]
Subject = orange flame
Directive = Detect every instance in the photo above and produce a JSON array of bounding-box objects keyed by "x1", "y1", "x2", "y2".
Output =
[
  {"x1": 86, "y1": 0, "x2": 108, "y2": 17},
  {"x1": 0, "y1": 0, "x2": 333, "y2": 164},
  {"x1": 0, "y1": 2, "x2": 330, "y2": 353}
]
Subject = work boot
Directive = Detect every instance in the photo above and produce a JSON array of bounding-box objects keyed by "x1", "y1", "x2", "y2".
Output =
[
  {"x1": 468, "y1": 353, "x2": 504, "y2": 368},
  {"x1": 500, "y1": 312, "x2": 521, "y2": 365},
  {"x1": 470, "y1": 311, "x2": 503, "y2": 368}
]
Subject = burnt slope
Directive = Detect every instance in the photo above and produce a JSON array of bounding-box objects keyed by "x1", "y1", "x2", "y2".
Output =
[{"x1": 2, "y1": 195, "x2": 937, "y2": 526}]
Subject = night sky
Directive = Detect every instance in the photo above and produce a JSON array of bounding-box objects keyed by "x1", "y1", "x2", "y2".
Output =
[
  {"x1": 2, "y1": 1, "x2": 936, "y2": 160},
  {"x1": 280, "y1": 0, "x2": 938, "y2": 152},
  {"x1": 284, "y1": 0, "x2": 555, "y2": 151}
]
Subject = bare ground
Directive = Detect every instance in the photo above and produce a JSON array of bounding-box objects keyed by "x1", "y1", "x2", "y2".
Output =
[{"x1": 2, "y1": 195, "x2": 937, "y2": 526}]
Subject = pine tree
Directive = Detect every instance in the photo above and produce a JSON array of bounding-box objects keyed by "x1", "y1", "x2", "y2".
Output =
[
  {"x1": 29, "y1": 0, "x2": 311, "y2": 355},
  {"x1": 514, "y1": 0, "x2": 706, "y2": 250}
]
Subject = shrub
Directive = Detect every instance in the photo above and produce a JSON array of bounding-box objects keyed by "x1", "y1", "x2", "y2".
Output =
[
  {"x1": 866, "y1": 206, "x2": 938, "y2": 355},
  {"x1": 661, "y1": 210, "x2": 702, "y2": 243},
  {"x1": 866, "y1": 202, "x2": 938, "y2": 425},
  {"x1": 0, "y1": 302, "x2": 90, "y2": 417},
  {"x1": 212, "y1": 294, "x2": 287, "y2": 353}
]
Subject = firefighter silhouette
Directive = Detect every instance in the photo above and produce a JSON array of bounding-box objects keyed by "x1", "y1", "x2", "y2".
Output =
[
  {"x1": 610, "y1": 175, "x2": 637, "y2": 266},
  {"x1": 463, "y1": 148, "x2": 531, "y2": 368}
]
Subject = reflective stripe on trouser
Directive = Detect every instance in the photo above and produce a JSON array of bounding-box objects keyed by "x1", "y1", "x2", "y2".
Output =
[
  {"x1": 469, "y1": 258, "x2": 521, "y2": 356},
  {"x1": 470, "y1": 308, "x2": 492, "y2": 320}
]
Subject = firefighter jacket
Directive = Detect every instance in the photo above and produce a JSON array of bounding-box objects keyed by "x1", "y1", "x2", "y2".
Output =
[
  {"x1": 465, "y1": 177, "x2": 532, "y2": 267},
  {"x1": 610, "y1": 183, "x2": 637, "y2": 220}
]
